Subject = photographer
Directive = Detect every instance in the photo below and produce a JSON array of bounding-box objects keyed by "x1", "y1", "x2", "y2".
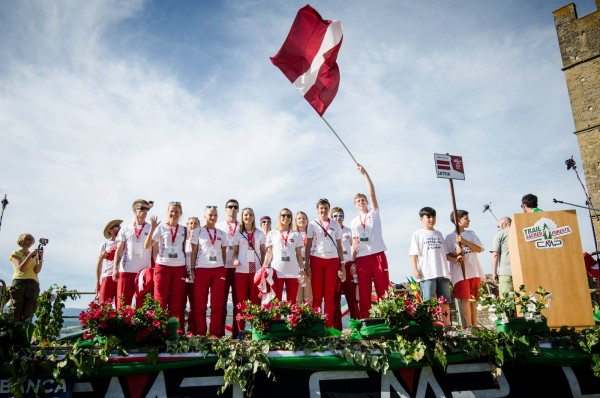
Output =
[{"x1": 9, "y1": 234, "x2": 45, "y2": 322}]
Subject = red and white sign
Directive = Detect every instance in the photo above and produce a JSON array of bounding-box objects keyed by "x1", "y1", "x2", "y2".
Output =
[{"x1": 434, "y1": 153, "x2": 465, "y2": 180}]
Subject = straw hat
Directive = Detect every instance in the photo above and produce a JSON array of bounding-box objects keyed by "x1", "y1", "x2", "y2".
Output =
[{"x1": 103, "y1": 219, "x2": 123, "y2": 239}]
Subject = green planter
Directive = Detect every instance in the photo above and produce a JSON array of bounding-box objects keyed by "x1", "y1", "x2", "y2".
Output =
[
  {"x1": 252, "y1": 319, "x2": 326, "y2": 340},
  {"x1": 495, "y1": 317, "x2": 550, "y2": 335},
  {"x1": 353, "y1": 318, "x2": 437, "y2": 339}
]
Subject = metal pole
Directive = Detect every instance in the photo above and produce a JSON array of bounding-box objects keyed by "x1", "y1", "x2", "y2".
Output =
[
  {"x1": 449, "y1": 179, "x2": 466, "y2": 279},
  {"x1": 320, "y1": 116, "x2": 358, "y2": 164}
]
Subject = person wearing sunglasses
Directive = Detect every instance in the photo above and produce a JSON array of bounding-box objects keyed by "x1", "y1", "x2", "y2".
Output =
[
  {"x1": 193, "y1": 205, "x2": 228, "y2": 337},
  {"x1": 216, "y1": 199, "x2": 241, "y2": 337},
  {"x1": 146, "y1": 201, "x2": 193, "y2": 332},
  {"x1": 331, "y1": 207, "x2": 360, "y2": 329},
  {"x1": 262, "y1": 208, "x2": 305, "y2": 303},
  {"x1": 293, "y1": 211, "x2": 312, "y2": 305},
  {"x1": 114, "y1": 199, "x2": 153, "y2": 309},
  {"x1": 232, "y1": 207, "x2": 266, "y2": 333},
  {"x1": 306, "y1": 199, "x2": 346, "y2": 329},
  {"x1": 351, "y1": 164, "x2": 389, "y2": 319},
  {"x1": 96, "y1": 219, "x2": 122, "y2": 305},
  {"x1": 260, "y1": 216, "x2": 272, "y2": 236}
]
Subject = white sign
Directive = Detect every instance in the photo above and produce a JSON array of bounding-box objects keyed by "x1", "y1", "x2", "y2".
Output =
[{"x1": 434, "y1": 153, "x2": 465, "y2": 180}]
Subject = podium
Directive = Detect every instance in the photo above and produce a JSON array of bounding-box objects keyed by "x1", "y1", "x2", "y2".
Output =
[{"x1": 508, "y1": 210, "x2": 594, "y2": 329}]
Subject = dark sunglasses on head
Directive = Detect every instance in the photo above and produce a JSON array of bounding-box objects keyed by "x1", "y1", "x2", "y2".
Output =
[
  {"x1": 136, "y1": 207, "x2": 150, "y2": 211},
  {"x1": 206, "y1": 205, "x2": 217, "y2": 209},
  {"x1": 169, "y1": 201, "x2": 181, "y2": 206},
  {"x1": 227, "y1": 205, "x2": 239, "y2": 209}
]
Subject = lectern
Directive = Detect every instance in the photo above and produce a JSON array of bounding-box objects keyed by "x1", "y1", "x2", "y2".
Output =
[{"x1": 508, "y1": 210, "x2": 594, "y2": 329}]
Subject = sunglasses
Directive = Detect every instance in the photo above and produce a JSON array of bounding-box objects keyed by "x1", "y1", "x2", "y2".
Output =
[
  {"x1": 280, "y1": 214, "x2": 292, "y2": 218},
  {"x1": 169, "y1": 201, "x2": 181, "y2": 206},
  {"x1": 206, "y1": 205, "x2": 217, "y2": 209},
  {"x1": 332, "y1": 214, "x2": 344, "y2": 219},
  {"x1": 261, "y1": 220, "x2": 271, "y2": 224},
  {"x1": 136, "y1": 206, "x2": 150, "y2": 211},
  {"x1": 227, "y1": 205, "x2": 239, "y2": 209}
]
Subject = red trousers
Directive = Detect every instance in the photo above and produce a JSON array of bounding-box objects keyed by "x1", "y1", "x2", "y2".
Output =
[
  {"x1": 222, "y1": 268, "x2": 238, "y2": 336},
  {"x1": 356, "y1": 252, "x2": 389, "y2": 319},
  {"x1": 116, "y1": 272, "x2": 144, "y2": 309},
  {"x1": 235, "y1": 272, "x2": 260, "y2": 332},
  {"x1": 310, "y1": 256, "x2": 339, "y2": 328},
  {"x1": 153, "y1": 264, "x2": 187, "y2": 330},
  {"x1": 333, "y1": 261, "x2": 361, "y2": 330},
  {"x1": 273, "y1": 271, "x2": 299, "y2": 303},
  {"x1": 180, "y1": 282, "x2": 196, "y2": 333},
  {"x1": 99, "y1": 276, "x2": 117, "y2": 306},
  {"x1": 193, "y1": 267, "x2": 227, "y2": 337}
]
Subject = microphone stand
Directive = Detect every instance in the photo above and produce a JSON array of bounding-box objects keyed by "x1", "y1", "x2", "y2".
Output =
[
  {"x1": 563, "y1": 156, "x2": 600, "y2": 303},
  {"x1": 0, "y1": 194, "x2": 8, "y2": 231}
]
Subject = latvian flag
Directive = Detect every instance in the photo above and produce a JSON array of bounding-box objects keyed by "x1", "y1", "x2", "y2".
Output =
[{"x1": 271, "y1": 5, "x2": 343, "y2": 116}]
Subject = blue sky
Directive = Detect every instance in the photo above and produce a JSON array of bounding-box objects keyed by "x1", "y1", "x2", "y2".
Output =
[{"x1": 0, "y1": 0, "x2": 597, "y2": 307}]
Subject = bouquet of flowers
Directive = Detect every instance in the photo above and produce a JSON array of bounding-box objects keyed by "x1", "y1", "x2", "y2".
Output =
[
  {"x1": 478, "y1": 284, "x2": 552, "y2": 324},
  {"x1": 79, "y1": 296, "x2": 172, "y2": 347},
  {"x1": 369, "y1": 287, "x2": 445, "y2": 328},
  {"x1": 237, "y1": 299, "x2": 324, "y2": 335}
]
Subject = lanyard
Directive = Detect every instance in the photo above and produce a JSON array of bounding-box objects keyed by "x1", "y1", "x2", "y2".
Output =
[
  {"x1": 319, "y1": 220, "x2": 330, "y2": 237},
  {"x1": 227, "y1": 221, "x2": 238, "y2": 237},
  {"x1": 360, "y1": 213, "x2": 368, "y2": 230},
  {"x1": 279, "y1": 229, "x2": 291, "y2": 248},
  {"x1": 206, "y1": 227, "x2": 218, "y2": 247},
  {"x1": 301, "y1": 231, "x2": 307, "y2": 246},
  {"x1": 246, "y1": 230, "x2": 255, "y2": 249},
  {"x1": 134, "y1": 222, "x2": 145, "y2": 239},
  {"x1": 169, "y1": 224, "x2": 179, "y2": 245}
]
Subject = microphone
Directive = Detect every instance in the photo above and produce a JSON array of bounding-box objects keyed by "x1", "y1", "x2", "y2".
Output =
[{"x1": 565, "y1": 156, "x2": 576, "y2": 171}]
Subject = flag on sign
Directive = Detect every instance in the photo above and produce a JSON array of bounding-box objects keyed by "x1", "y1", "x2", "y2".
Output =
[{"x1": 271, "y1": 5, "x2": 343, "y2": 116}]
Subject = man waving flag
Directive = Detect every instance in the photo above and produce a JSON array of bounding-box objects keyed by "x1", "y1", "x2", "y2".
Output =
[{"x1": 271, "y1": 5, "x2": 343, "y2": 116}]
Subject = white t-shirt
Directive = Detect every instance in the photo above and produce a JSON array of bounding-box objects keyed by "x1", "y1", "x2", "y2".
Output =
[
  {"x1": 117, "y1": 222, "x2": 152, "y2": 273},
  {"x1": 216, "y1": 220, "x2": 239, "y2": 269},
  {"x1": 408, "y1": 229, "x2": 450, "y2": 280},
  {"x1": 444, "y1": 230, "x2": 485, "y2": 284},
  {"x1": 340, "y1": 226, "x2": 352, "y2": 262},
  {"x1": 196, "y1": 227, "x2": 228, "y2": 268},
  {"x1": 351, "y1": 209, "x2": 387, "y2": 257},
  {"x1": 266, "y1": 229, "x2": 303, "y2": 277},
  {"x1": 152, "y1": 223, "x2": 187, "y2": 267},
  {"x1": 306, "y1": 219, "x2": 342, "y2": 259},
  {"x1": 185, "y1": 228, "x2": 200, "y2": 268},
  {"x1": 99, "y1": 240, "x2": 118, "y2": 279},
  {"x1": 235, "y1": 229, "x2": 266, "y2": 273}
]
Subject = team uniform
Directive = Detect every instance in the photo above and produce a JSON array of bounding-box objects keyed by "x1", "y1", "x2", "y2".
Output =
[
  {"x1": 295, "y1": 230, "x2": 313, "y2": 303},
  {"x1": 444, "y1": 230, "x2": 485, "y2": 300},
  {"x1": 333, "y1": 226, "x2": 360, "y2": 329},
  {"x1": 351, "y1": 209, "x2": 389, "y2": 319},
  {"x1": 216, "y1": 220, "x2": 240, "y2": 337},
  {"x1": 151, "y1": 223, "x2": 187, "y2": 329},
  {"x1": 98, "y1": 239, "x2": 118, "y2": 305},
  {"x1": 307, "y1": 219, "x2": 342, "y2": 328},
  {"x1": 116, "y1": 222, "x2": 152, "y2": 309},
  {"x1": 234, "y1": 228, "x2": 265, "y2": 331},
  {"x1": 194, "y1": 227, "x2": 228, "y2": 337},
  {"x1": 267, "y1": 229, "x2": 303, "y2": 302},
  {"x1": 181, "y1": 228, "x2": 198, "y2": 333},
  {"x1": 409, "y1": 228, "x2": 451, "y2": 301}
]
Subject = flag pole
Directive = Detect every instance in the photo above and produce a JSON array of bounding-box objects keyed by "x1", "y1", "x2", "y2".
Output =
[
  {"x1": 320, "y1": 115, "x2": 358, "y2": 164},
  {"x1": 449, "y1": 179, "x2": 466, "y2": 280}
]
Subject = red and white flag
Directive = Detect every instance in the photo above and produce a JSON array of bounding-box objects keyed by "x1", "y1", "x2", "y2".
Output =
[{"x1": 271, "y1": 5, "x2": 343, "y2": 116}]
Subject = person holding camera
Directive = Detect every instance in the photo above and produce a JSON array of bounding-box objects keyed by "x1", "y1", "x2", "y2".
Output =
[{"x1": 9, "y1": 234, "x2": 44, "y2": 322}]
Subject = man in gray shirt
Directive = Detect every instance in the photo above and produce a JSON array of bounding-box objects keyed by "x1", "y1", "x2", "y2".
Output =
[{"x1": 491, "y1": 217, "x2": 512, "y2": 296}]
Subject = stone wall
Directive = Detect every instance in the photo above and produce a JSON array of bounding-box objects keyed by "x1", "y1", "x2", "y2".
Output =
[{"x1": 554, "y1": 1, "x2": 600, "y2": 243}]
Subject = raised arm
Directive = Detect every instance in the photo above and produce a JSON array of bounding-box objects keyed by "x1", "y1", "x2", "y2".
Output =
[{"x1": 357, "y1": 164, "x2": 378, "y2": 211}]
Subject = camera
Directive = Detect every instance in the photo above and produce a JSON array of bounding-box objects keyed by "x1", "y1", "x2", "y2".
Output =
[{"x1": 39, "y1": 238, "x2": 49, "y2": 246}]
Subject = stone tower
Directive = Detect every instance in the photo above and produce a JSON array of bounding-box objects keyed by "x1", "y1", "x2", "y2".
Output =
[{"x1": 554, "y1": 1, "x2": 600, "y2": 244}]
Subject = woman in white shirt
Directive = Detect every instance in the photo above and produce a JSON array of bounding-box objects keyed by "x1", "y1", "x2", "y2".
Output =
[
  {"x1": 293, "y1": 211, "x2": 313, "y2": 305},
  {"x1": 233, "y1": 208, "x2": 266, "y2": 333},
  {"x1": 262, "y1": 208, "x2": 304, "y2": 303},
  {"x1": 145, "y1": 202, "x2": 194, "y2": 332}
]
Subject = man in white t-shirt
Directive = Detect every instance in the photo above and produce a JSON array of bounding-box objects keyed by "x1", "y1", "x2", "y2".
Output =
[
  {"x1": 216, "y1": 199, "x2": 240, "y2": 337},
  {"x1": 350, "y1": 164, "x2": 389, "y2": 319},
  {"x1": 306, "y1": 198, "x2": 345, "y2": 329},
  {"x1": 114, "y1": 199, "x2": 153, "y2": 309}
]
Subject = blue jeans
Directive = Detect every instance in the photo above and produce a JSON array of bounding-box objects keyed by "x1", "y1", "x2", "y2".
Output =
[{"x1": 420, "y1": 277, "x2": 451, "y2": 302}]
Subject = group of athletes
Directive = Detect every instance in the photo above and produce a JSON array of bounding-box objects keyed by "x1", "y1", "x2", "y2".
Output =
[{"x1": 95, "y1": 164, "x2": 390, "y2": 337}]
